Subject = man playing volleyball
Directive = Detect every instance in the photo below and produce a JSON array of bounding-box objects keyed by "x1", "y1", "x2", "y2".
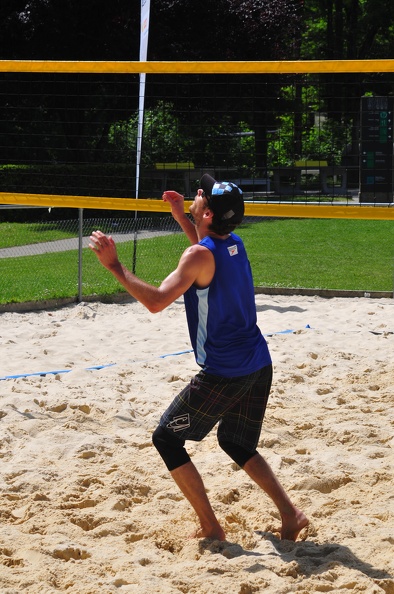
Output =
[{"x1": 89, "y1": 174, "x2": 308, "y2": 542}]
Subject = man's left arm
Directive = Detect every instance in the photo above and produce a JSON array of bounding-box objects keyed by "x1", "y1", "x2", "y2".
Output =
[{"x1": 163, "y1": 191, "x2": 198, "y2": 245}]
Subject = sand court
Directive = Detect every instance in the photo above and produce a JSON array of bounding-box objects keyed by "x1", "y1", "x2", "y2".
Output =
[{"x1": 0, "y1": 295, "x2": 393, "y2": 593}]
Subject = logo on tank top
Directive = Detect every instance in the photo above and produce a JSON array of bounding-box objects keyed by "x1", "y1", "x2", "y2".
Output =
[{"x1": 227, "y1": 245, "x2": 238, "y2": 256}]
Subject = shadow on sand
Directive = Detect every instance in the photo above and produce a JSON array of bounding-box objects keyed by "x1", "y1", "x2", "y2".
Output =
[{"x1": 198, "y1": 533, "x2": 393, "y2": 592}]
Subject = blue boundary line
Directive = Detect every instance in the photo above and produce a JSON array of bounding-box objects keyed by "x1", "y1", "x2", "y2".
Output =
[
  {"x1": 1, "y1": 328, "x2": 310, "y2": 381},
  {"x1": 0, "y1": 353, "x2": 192, "y2": 381}
]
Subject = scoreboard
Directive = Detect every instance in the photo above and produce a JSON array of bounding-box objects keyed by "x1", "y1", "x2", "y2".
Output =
[{"x1": 359, "y1": 96, "x2": 393, "y2": 203}]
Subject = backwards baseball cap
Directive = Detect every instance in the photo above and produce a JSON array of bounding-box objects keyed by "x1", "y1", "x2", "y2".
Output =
[{"x1": 200, "y1": 173, "x2": 244, "y2": 224}]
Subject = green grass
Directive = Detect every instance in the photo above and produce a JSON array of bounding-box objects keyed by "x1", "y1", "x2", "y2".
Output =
[
  {"x1": 0, "y1": 222, "x2": 76, "y2": 248},
  {"x1": 0, "y1": 234, "x2": 191, "y2": 304},
  {"x1": 0, "y1": 218, "x2": 393, "y2": 305},
  {"x1": 0, "y1": 251, "x2": 81, "y2": 302},
  {"x1": 240, "y1": 218, "x2": 394, "y2": 291}
]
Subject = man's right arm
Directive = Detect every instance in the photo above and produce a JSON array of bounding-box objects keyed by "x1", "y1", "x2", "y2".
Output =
[
  {"x1": 163, "y1": 191, "x2": 198, "y2": 245},
  {"x1": 89, "y1": 230, "x2": 213, "y2": 313}
]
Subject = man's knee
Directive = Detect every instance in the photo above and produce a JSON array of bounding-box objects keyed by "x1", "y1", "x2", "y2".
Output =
[
  {"x1": 152, "y1": 425, "x2": 191, "y2": 472},
  {"x1": 218, "y1": 439, "x2": 257, "y2": 468}
]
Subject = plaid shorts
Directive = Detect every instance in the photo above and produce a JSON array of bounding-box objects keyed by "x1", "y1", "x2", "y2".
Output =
[{"x1": 159, "y1": 364, "x2": 272, "y2": 452}]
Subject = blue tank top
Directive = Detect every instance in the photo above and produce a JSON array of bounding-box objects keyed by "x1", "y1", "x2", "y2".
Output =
[{"x1": 184, "y1": 233, "x2": 271, "y2": 377}]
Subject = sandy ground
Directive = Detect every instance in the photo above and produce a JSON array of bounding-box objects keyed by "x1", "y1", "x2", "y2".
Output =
[{"x1": 0, "y1": 295, "x2": 393, "y2": 594}]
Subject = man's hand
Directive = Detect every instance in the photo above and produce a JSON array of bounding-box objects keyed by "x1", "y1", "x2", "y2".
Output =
[
  {"x1": 163, "y1": 190, "x2": 198, "y2": 245},
  {"x1": 163, "y1": 190, "x2": 185, "y2": 222},
  {"x1": 89, "y1": 230, "x2": 120, "y2": 270},
  {"x1": 163, "y1": 190, "x2": 184, "y2": 203}
]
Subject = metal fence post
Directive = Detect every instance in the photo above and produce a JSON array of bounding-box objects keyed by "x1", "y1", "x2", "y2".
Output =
[{"x1": 78, "y1": 208, "x2": 83, "y2": 302}]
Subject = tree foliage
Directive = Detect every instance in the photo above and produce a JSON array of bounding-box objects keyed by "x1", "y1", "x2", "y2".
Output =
[
  {"x1": 0, "y1": 0, "x2": 138, "y2": 59},
  {"x1": 299, "y1": 0, "x2": 394, "y2": 167},
  {"x1": 0, "y1": 0, "x2": 304, "y2": 61},
  {"x1": 301, "y1": 0, "x2": 394, "y2": 59},
  {"x1": 151, "y1": 0, "x2": 303, "y2": 60},
  {"x1": 1, "y1": 0, "x2": 393, "y2": 177}
]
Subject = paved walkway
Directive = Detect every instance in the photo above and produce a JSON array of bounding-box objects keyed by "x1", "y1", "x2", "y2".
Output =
[{"x1": 0, "y1": 231, "x2": 173, "y2": 259}]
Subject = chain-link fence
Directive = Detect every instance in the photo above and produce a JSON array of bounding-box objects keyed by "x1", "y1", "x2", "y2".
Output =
[
  {"x1": 0, "y1": 210, "x2": 188, "y2": 307},
  {"x1": 1, "y1": 208, "x2": 393, "y2": 310}
]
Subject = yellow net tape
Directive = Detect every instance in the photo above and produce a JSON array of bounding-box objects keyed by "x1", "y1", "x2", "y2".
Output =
[
  {"x1": 1, "y1": 193, "x2": 393, "y2": 220},
  {"x1": 1, "y1": 60, "x2": 394, "y2": 74}
]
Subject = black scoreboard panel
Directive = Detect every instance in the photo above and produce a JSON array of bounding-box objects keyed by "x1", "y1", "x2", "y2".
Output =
[{"x1": 360, "y1": 96, "x2": 393, "y2": 203}]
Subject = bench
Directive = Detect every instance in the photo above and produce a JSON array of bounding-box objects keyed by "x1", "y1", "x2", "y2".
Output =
[
  {"x1": 229, "y1": 177, "x2": 271, "y2": 194},
  {"x1": 142, "y1": 165, "x2": 272, "y2": 197},
  {"x1": 139, "y1": 162, "x2": 196, "y2": 197},
  {"x1": 141, "y1": 165, "x2": 276, "y2": 197},
  {"x1": 271, "y1": 161, "x2": 349, "y2": 196}
]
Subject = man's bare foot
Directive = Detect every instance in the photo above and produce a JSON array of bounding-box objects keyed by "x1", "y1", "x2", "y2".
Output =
[
  {"x1": 192, "y1": 524, "x2": 226, "y2": 541},
  {"x1": 280, "y1": 509, "x2": 309, "y2": 541}
]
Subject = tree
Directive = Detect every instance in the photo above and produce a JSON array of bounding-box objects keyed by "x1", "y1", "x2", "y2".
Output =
[
  {"x1": 150, "y1": 0, "x2": 303, "y2": 61},
  {"x1": 300, "y1": 0, "x2": 394, "y2": 168},
  {"x1": 301, "y1": 0, "x2": 394, "y2": 60},
  {"x1": 0, "y1": 1, "x2": 303, "y2": 177},
  {"x1": 0, "y1": 0, "x2": 142, "y2": 172},
  {"x1": 0, "y1": 0, "x2": 139, "y2": 60},
  {"x1": 148, "y1": 0, "x2": 304, "y2": 171},
  {"x1": 1, "y1": 0, "x2": 304, "y2": 175}
]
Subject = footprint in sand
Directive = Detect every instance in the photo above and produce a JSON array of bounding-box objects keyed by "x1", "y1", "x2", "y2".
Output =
[
  {"x1": 0, "y1": 547, "x2": 25, "y2": 567},
  {"x1": 51, "y1": 544, "x2": 91, "y2": 561}
]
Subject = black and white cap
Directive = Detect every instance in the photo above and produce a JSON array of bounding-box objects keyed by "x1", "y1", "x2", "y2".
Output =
[{"x1": 200, "y1": 173, "x2": 244, "y2": 224}]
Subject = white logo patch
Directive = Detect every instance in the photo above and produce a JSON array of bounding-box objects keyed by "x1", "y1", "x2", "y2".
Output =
[
  {"x1": 166, "y1": 414, "x2": 190, "y2": 432},
  {"x1": 227, "y1": 244, "x2": 238, "y2": 256}
]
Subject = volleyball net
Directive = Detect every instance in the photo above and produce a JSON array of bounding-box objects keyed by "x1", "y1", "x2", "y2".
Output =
[
  {"x1": 0, "y1": 60, "x2": 393, "y2": 307},
  {"x1": 1, "y1": 59, "x2": 393, "y2": 218}
]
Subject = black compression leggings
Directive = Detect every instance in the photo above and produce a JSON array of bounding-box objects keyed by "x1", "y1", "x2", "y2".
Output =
[
  {"x1": 152, "y1": 426, "x2": 191, "y2": 471},
  {"x1": 152, "y1": 425, "x2": 257, "y2": 471}
]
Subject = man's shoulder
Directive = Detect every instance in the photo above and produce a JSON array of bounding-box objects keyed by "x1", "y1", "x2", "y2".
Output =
[
  {"x1": 182, "y1": 242, "x2": 214, "y2": 261},
  {"x1": 180, "y1": 243, "x2": 215, "y2": 288}
]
